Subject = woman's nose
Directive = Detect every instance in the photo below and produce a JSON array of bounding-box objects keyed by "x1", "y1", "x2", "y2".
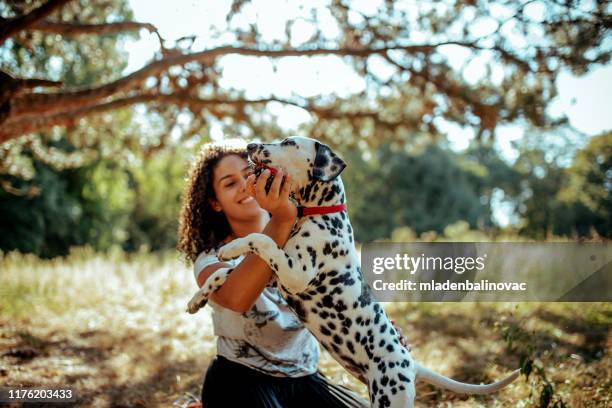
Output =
[{"x1": 238, "y1": 175, "x2": 248, "y2": 191}]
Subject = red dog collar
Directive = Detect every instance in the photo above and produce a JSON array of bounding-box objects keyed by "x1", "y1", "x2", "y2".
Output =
[
  {"x1": 297, "y1": 204, "x2": 347, "y2": 217},
  {"x1": 260, "y1": 163, "x2": 279, "y2": 175}
]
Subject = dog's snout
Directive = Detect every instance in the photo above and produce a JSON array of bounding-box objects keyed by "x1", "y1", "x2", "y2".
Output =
[{"x1": 246, "y1": 143, "x2": 259, "y2": 154}]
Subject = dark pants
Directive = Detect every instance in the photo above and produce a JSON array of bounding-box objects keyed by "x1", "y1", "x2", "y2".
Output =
[{"x1": 201, "y1": 356, "x2": 369, "y2": 408}]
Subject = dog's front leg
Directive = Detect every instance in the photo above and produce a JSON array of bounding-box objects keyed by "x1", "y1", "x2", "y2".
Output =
[
  {"x1": 218, "y1": 233, "x2": 314, "y2": 293},
  {"x1": 186, "y1": 266, "x2": 234, "y2": 314}
]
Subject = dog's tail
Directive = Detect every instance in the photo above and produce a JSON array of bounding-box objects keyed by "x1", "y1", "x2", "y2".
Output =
[{"x1": 415, "y1": 363, "x2": 520, "y2": 394}]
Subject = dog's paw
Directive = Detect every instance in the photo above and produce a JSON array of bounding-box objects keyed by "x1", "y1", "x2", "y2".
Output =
[
  {"x1": 186, "y1": 290, "x2": 209, "y2": 314},
  {"x1": 218, "y1": 238, "x2": 248, "y2": 261}
]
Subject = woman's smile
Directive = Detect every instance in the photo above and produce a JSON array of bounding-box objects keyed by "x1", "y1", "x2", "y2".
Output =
[{"x1": 238, "y1": 196, "x2": 255, "y2": 205}]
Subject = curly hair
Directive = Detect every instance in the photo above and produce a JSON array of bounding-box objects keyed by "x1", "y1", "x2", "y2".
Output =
[{"x1": 177, "y1": 143, "x2": 248, "y2": 264}]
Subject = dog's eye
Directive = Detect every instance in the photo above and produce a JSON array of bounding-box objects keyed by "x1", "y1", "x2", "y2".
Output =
[{"x1": 280, "y1": 138, "x2": 296, "y2": 146}]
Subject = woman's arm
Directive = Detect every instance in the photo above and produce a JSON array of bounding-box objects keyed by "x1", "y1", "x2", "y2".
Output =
[
  {"x1": 195, "y1": 170, "x2": 297, "y2": 313},
  {"x1": 196, "y1": 216, "x2": 294, "y2": 312}
]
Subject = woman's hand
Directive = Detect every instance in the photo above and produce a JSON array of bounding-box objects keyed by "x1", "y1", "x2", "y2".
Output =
[{"x1": 247, "y1": 169, "x2": 297, "y2": 224}]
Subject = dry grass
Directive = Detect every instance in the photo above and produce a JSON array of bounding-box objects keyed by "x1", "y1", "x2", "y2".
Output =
[{"x1": 0, "y1": 248, "x2": 610, "y2": 407}]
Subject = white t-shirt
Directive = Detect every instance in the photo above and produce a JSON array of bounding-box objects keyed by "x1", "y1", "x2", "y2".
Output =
[{"x1": 194, "y1": 249, "x2": 320, "y2": 377}]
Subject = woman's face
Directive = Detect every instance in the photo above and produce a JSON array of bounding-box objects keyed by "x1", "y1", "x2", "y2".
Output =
[{"x1": 211, "y1": 154, "x2": 265, "y2": 221}]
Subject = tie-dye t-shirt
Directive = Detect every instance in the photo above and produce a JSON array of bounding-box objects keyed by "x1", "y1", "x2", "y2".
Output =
[{"x1": 194, "y1": 249, "x2": 320, "y2": 377}]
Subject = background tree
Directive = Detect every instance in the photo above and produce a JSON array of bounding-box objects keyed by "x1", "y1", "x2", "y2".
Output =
[
  {"x1": 513, "y1": 131, "x2": 611, "y2": 238},
  {"x1": 342, "y1": 142, "x2": 518, "y2": 241},
  {"x1": 0, "y1": 0, "x2": 144, "y2": 256},
  {"x1": 559, "y1": 131, "x2": 611, "y2": 236}
]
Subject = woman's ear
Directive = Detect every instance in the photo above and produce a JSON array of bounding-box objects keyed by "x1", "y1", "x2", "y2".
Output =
[{"x1": 209, "y1": 198, "x2": 222, "y2": 212}]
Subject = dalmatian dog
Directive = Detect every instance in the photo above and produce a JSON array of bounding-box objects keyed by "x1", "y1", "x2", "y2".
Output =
[{"x1": 187, "y1": 136, "x2": 519, "y2": 407}]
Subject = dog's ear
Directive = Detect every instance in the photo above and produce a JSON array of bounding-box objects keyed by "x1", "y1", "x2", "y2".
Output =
[{"x1": 313, "y1": 141, "x2": 346, "y2": 182}]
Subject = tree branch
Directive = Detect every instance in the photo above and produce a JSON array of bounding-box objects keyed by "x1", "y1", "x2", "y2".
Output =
[
  {"x1": 0, "y1": 94, "x2": 296, "y2": 142},
  {"x1": 0, "y1": 0, "x2": 73, "y2": 45},
  {"x1": 0, "y1": 93, "x2": 401, "y2": 143},
  {"x1": 8, "y1": 41, "x2": 528, "y2": 119},
  {"x1": 30, "y1": 20, "x2": 159, "y2": 36}
]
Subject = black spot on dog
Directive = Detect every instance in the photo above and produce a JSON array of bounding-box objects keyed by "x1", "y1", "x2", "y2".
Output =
[
  {"x1": 285, "y1": 297, "x2": 307, "y2": 322},
  {"x1": 357, "y1": 281, "x2": 373, "y2": 308},
  {"x1": 322, "y1": 295, "x2": 334, "y2": 308},
  {"x1": 330, "y1": 271, "x2": 356, "y2": 287},
  {"x1": 314, "y1": 143, "x2": 330, "y2": 167},
  {"x1": 398, "y1": 373, "x2": 411, "y2": 383},
  {"x1": 298, "y1": 292, "x2": 312, "y2": 301},
  {"x1": 378, "y1": 395, "x2": 391, "y2": 407},
  {"x1": 323, "y1": 243, "x2": 333, "y2": 255},
  {"x1": 334, "y1": 299, "x2": 348, "y2": 313}
]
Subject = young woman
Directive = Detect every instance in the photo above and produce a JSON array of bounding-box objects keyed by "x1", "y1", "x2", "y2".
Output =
[{"x1": 177, "y1": 143, "x2": 370, "y2": 407}]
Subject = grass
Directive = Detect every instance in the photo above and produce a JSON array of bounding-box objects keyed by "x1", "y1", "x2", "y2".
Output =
[{"x1": 0, "y1": 248, "x2": 610, "y2": 407}]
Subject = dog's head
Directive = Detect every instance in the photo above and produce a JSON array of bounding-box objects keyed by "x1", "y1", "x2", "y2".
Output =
[{"x1": 247, "y1": 136, "x2": 346, "y2": 194}]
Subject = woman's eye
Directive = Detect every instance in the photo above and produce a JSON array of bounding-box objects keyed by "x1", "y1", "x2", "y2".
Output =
[{"x1": 225, "y1": 181, "x2": 235, "y2": 187}]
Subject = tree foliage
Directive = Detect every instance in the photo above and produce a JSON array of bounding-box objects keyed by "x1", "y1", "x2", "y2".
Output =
[
  {"x1": 514, "y1": 131, "x2": 611, "y2": 238},
  {"x1": 0, "y1": 0, "x2": 609, "y2": 256},
  {"x1": 343, "y1": 143, "x2": 518, "y2": 241},
  {"x1": 1, "y1": 0, "x2": 609, "y2": 146}
]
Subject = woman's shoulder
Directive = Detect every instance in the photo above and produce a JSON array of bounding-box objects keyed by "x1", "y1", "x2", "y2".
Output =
[{"x1": 193, "y1": 249, "x2": 219, "y2": 277}]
